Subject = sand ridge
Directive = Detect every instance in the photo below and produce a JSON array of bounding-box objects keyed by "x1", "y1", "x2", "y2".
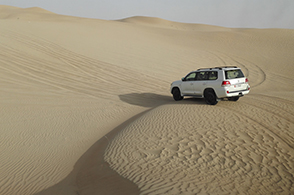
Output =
[
  {"x1": 118, "y1": 16, "x2": 230, "y2": 31},
  {"x1": 0, "y1": 5, "x2": 294, "y2": 195}
]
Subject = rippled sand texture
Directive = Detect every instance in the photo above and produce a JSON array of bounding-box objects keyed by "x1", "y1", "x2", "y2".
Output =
[
  {"x1": 1, "y1": 5, "x2": 294, "y2": 195},
  {"x1": 105, "y1": 96, "x2": 294, "y2": 194}
]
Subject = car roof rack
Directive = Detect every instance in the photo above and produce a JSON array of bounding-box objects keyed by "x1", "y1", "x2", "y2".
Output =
[
  {"x1": 196, "y1": 66, "x2": 238, "y2": 71},
  {"x1": 196, "y1": 68, "x2": 211, "y2": 71},
  {"x1": 214, "y1": 66, "x2": 238, "y2": 70}
]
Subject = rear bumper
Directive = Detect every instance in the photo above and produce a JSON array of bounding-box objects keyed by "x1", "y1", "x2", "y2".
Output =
[
  {"x1": 226, "y1": 89, "x2": 250, "y2": 97},
  {"x1": 217, "y1": 89, "x2": 250, "y2": 98}
]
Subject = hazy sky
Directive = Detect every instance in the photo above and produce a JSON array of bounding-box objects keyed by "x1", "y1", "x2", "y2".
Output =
[{"x1": 1, "y1": 0, "x2": 294, "y2": 29}]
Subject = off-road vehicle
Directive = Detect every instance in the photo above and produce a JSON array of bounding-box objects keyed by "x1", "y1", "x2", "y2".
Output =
[{"x1": 170, "y1": 66, "x2": 250, "y2": 105}]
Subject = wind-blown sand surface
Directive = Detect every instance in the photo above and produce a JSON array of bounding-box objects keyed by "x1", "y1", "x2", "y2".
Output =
[{"x1": 0, "y1": 5, "x2": 293, "y2": 195}]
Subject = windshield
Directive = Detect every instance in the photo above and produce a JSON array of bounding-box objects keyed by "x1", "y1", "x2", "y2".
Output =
[{"x1": 225, "y1": 69, "x2": 244, "y2": 79}]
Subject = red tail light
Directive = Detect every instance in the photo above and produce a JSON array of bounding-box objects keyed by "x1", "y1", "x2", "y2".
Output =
[
  {"x1": 245, "y1": 78, "x2": 248, "y2": 83},
  {"x1": 221, "y1": 81, "x2": 231, "y2": 87}
]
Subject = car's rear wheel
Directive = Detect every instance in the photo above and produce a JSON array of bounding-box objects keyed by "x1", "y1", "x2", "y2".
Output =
[
  {"x1": 172, "y1": 88, "x2": 183, "y2": 101},
  {"x1": 228, "y1": 96, "x2": 239, "y2": 101},
  {"x1": 204, "y1": 89, "x2": 218, "y2": 105}
]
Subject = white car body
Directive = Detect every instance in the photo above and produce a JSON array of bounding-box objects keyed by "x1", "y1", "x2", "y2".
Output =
[{"x1": 170, "y1": 66, "x2": 250, "y2": 105}]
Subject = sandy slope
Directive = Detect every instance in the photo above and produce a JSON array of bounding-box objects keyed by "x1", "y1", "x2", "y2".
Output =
[
  {"x1": 105, "y1": 97, "x2": 294, "y2": 194},
  {"x1": 0, "y1": 5, "x2": 294, "y2": 195}
]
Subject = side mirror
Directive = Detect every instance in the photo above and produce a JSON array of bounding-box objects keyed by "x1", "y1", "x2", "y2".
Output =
[{"x1": 181, "y1": 77, "x2": 185, "y2": 81}]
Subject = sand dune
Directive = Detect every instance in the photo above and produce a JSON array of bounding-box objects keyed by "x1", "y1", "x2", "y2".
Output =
[
  {"x1": 0, "y1": 5, "x2": 293, "y2": 195},
  {"x1": 105, "y1": 96, "x2": 294, "y2": 194}
]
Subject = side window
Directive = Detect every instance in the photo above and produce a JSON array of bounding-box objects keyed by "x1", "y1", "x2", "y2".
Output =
[
  {"x1": 208, "y1": 71, "x2": 218, "y2": 80},
  {"x1": 196, "y1": 71, "x2": 208, "y2": 80},
  {"x1": 184, "y1": 72, "x2": 196, "y2": 81}
]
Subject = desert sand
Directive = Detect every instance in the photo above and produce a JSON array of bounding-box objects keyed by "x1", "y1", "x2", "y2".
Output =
[{"x1": 0, "y1": 5, "x2": 293, "y2": 195}]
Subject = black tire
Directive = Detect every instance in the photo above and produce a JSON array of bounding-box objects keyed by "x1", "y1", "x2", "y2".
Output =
[
  {"x1": 172, "y1": 88, "x2": 183, "y2": 101},
  {"x1": 204, "y1": 89, "x2": 218, "y2": 105},
  {"x1": 228, "y1": 96, "x2": 239, "y2": 101}
]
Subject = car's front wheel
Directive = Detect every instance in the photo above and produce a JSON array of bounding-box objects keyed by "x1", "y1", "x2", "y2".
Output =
[
  {"x1": 172, "y1": 88, "x2": 183, "y2": 101},
  {"x1": 204, "y1": 89, "x2": 218, "y2": 105}
]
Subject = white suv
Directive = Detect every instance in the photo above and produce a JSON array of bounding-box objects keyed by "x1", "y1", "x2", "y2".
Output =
[{"x1": 170, "y1": 66, "x2": 250, "y2": 105}]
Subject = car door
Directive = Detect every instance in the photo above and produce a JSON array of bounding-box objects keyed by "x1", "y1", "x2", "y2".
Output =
[
  {"x1": 181, "y1": 72, "x2": 197, "y2": 95},
  {"x1": 194, "y1": 71, "x2": 208, "y2": 95}
]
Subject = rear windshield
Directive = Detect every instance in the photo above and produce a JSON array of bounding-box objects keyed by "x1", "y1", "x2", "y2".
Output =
[{"x1": 225, "y1": 69, "x2": 245, "y2": 79}]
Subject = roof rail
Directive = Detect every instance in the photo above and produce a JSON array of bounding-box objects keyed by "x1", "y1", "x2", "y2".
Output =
[
  {"x1": 196, "y1": 68, "x2": 210, "y2": 71},
  {"x1": 214, "y1": 66, "x2": 238, "y2": 70},
  {"x1": 196, "y1": 66, "x2": 238, "y2": 71}
]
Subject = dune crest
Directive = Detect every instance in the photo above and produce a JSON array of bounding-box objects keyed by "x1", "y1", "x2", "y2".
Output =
[
  {"x1": 119, "y1": 16, "x2": 230, "y2": 31},
  {"x1": 0, "y1": 5, "x2": 55, "y2": 20}
]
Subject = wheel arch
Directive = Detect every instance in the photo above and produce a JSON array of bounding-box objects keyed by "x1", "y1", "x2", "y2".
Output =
[
  {"x1": 203, "y1": 88, "x2": 219, "y2": 98},
  {"x1": 203, "y1": 88, "x2": 215, "y2": 95},
  {"x1": 171, "y1": 86, "x2": 181, "y2": 94}
]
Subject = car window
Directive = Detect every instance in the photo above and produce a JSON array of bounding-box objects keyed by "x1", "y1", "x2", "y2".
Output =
[
  {"x1": 225, "y1": 69, "x2": 244, "y2": 79},
  {"x1": 196, "y1": 71, "x2": 208, "y2": 80},
  {"x1": 208, "y1": 71, "x2": 218, "y2": 80},
  {"x1": 195, "y1": 71, "x2": 218, "y2": 80},
  {"x1": 184, "y1": 72, "x2": 197, "y2": 81}
]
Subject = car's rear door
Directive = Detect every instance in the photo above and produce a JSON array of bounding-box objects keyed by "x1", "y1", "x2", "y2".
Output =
[
  {"x1": 225, "y1": 69, "x2": 248, "y2": 92},
  {"x1": 193, "y1": 71, "x2": 208, "y2": 95}
]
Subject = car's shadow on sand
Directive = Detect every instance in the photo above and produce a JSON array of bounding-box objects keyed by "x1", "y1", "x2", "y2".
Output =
[{"x1": 119, "y1": 93, "x2": 206, "y2": 108}]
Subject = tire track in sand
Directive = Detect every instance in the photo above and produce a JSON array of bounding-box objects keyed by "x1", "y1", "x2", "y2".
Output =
[
  {"x1": 204, "y1": 50, "x2": 266, "y2": 88},
  {"x1": 0, "y1": 29, "x2": 164, "y2": 99},
  {"x1": 0, "y1": 27, "x2": 164, "y2": 195}
]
